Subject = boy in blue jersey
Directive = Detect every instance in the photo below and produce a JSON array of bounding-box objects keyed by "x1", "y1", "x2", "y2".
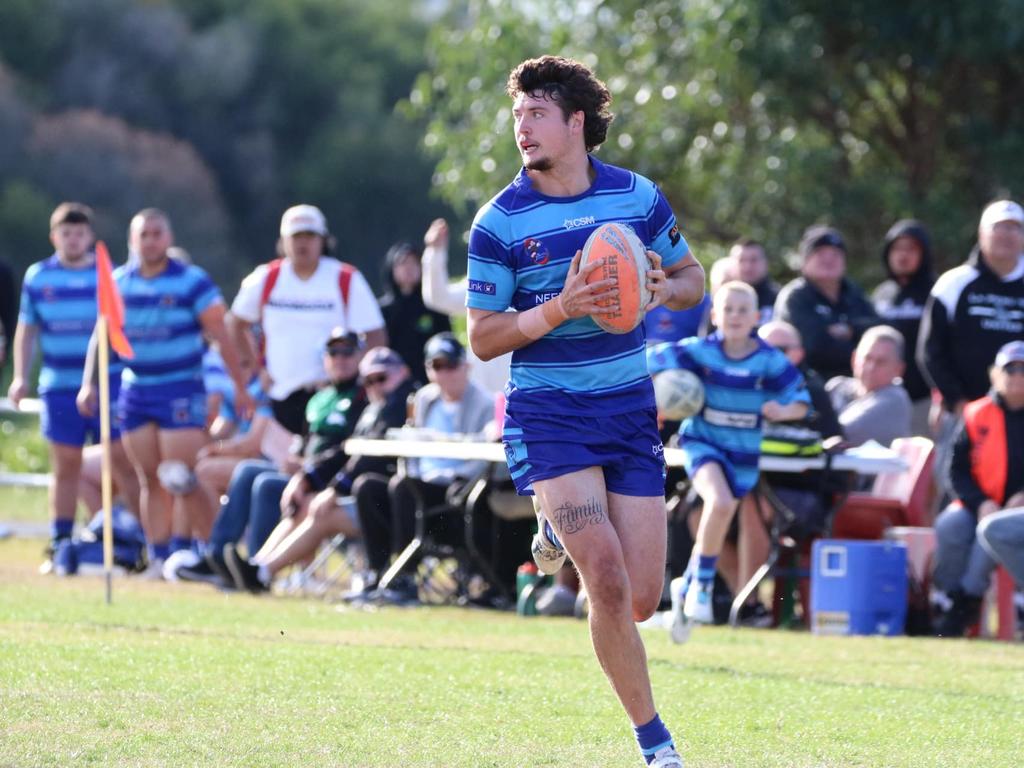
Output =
[
  {"x1": 467, "y1": 56, "x2": 704, "y2": 768},
  {"x1": 79, "y1": 209, "x2": 253, "y2": 576},
  {"x1": 8, "y1": 203, "x2": 137, "y2": 568},
  {"x1": 647, "y1": 282, "x2": 809, "y2": 643}
]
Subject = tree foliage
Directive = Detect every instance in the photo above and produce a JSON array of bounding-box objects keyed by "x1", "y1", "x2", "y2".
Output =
[{"x1": 410, "y1": 0, "x2": 1024, "y2": 280}]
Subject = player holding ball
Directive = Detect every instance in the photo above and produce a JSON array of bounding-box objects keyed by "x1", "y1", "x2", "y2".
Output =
[{"x1": 466, "y1": 55, "x2": 704, "y2": 768}]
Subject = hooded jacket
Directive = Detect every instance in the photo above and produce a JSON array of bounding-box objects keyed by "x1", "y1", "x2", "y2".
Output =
[
  {"x1": 377, "y1": 244, "x2": 450, "y2": 383},
  {"x1": 918, "y1": 246, "x2": 1024, "y2": 409},
  {"x1": 870, "y1": 220, "x2": 936, "y2": 400}
]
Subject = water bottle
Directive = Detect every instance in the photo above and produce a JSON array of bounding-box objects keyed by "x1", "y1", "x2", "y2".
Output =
[{"x1": 516, "y1": 561, "x2": 541, "y2": 616}]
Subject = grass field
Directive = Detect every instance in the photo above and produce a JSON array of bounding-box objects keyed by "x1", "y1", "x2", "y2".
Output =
[{"x1": 1, "y1": 530, "x2": 1023, "y2": 768}]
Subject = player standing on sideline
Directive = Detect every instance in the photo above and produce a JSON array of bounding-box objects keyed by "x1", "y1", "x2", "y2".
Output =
[
  {"x1": 467, "y1": 56, "x2": 704, "y2": 768},
  {"x1": 8, "y1": 203, "x2": 138, "y2": 570},
  {"x1": 79, "y1": 209, "x2": 253, "y2": 576}
]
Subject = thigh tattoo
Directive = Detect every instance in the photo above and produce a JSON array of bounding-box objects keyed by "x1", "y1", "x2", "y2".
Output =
[{"x1": 553, "y1": 496, "x2": 606, "y2": 535}]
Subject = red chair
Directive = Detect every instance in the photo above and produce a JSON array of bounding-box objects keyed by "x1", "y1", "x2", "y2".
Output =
[{"x1": 830, "y1": 437, "x2": 936, "y2": 540}]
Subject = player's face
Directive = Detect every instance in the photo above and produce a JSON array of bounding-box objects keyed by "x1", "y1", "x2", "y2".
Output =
[
  {"x1": 713, "y1": 291, "x2": 758, "y2": 340},
  {"x1": 512, "y1": 92, "x2": 581, "y2": 173},
  {"x1": 854, "y1": 338, "x2": 903, "y2": 392},
  {"x1": 733, "y1": 245, "x2": 767, "y2": 284},
  {"x1": 887, "y1": 236, "x2": 922, "y2": 279},
  {"x1": 129, "y1": 216, "x2": 173, "y2": 266},
  {"x1": 50, "y1": 222, "x2": 93, "y2": 262}
]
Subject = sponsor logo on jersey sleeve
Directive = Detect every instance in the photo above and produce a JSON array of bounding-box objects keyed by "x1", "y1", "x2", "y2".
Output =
[{"x1": 469, "y1": 279, "x2": 496, "y2": 295}]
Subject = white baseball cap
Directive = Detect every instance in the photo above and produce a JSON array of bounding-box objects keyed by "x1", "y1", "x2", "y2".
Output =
[
  {"x1": 979, "y1": 200, "x2": 1024, "y2": 231},
  {"x1": 280, "y1": 204, "x2": 328, "y2": 237}
]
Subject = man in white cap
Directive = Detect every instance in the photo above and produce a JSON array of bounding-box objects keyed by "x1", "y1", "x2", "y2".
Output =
[
  {"x1": 227, "y1": 204, "x2": 387, "y2": 434},
  {"x1": 919, "y1": 199, "x2": 1024, "y2": 421}
]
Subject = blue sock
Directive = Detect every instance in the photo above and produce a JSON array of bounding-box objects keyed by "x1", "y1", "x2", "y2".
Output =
[
  {"x1": 543, "y1": 519, "x2": 562, "y2": 549},
  {"x1": 148, "y1": 542, "x2": 171, "y2": 562},
  {"x1": 635, "y1": 713, "x2": 674, "y2": 764},
  {"x1": 697, "y1": 554, "x2": 718, "y2": 589},
  {"x1": 51, "y1": 519, "x2": 74, "y2": 541},
  {"x1": 169, "y1": 536, "x2": 191, "y2": 554}
]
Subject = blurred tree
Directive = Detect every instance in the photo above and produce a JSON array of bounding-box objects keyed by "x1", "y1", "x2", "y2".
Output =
[{"x1": 409, "y1": 0, "x2": 1024, "y2": 282}]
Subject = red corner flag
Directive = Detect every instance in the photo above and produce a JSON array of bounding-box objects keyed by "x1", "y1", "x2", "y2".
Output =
[{"x1": 95, "y1": 241, "x2": 133, "y2": 359}]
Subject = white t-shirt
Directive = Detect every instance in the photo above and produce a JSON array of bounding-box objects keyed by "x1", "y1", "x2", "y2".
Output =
[{"x1": 232, "y1": 257, "x2": 384, "y2": 400}]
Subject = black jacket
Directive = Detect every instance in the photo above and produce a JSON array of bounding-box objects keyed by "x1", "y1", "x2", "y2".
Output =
[
  {"x1": 870, "y1": 220, "x2": 936, "y2": 401},
  {"x1": 918, "y1": 247, "x2": 1024, "y2": 409},
  {"x1": 949, "y1": 393, "x2": 1024, "y2": 515},
  {"x1": 774, "y1": 276, "x2": 879, "y2": 382},
  {"x1": 0, "y1": 259, "x2": 16, "y2": 363}
]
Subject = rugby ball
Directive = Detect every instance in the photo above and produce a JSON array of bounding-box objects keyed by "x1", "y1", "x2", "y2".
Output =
[
  {"x1": 581, "y1": 222, "x2": 652, "y2": 334},
  {"x1": 653, "y1": 368, "x2": 705, "y2": 420}
]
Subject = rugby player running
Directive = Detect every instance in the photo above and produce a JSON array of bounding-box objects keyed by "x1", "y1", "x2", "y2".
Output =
[{"x1": 466, "y1": 56, "x2": 704, "y2": 767}]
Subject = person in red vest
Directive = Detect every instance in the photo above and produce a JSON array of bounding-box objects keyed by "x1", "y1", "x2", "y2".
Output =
[{"x1": 932, "y1": 340, "x2": 1024, "y2": 637}]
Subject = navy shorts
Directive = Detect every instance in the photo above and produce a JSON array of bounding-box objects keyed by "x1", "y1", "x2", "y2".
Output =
[
  {"x1": 502, "y1": 406, "x2": 666, "y2": 497},
  {"x1": 40, "y1": 387, "x2": 122, "y2": 447},
  {"x1": 118, "y1": 381, "x2": 207, "y2": 432}
]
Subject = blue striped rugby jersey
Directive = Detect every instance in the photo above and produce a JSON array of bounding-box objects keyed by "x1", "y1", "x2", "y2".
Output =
[
  {"x1": 467, "y1": 156, "x2": 691, "y2": 416},
  {"x1": 647, "y1": 333, "x2": 810, "y2": 470},
  {"x1": 115, "y1": 259, "x2": 223, "y2": 388},
  {"x1": 18, "y1": 253, "x2": 123, "y2": 393}
]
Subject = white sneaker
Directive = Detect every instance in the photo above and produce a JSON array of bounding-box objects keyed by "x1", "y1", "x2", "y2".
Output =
[
  {"x1": 531, "y1": 514, "x2": 566, "y2": 576},
  {"x1": 669, "y1": 575, "x2": 692, "y2": 644},
  {"x1": 683, "y1": 582, "x2": 714, "y2": 625},
  {"x1": 139, "y1": 559, "x2": 166, "y2": 581},
  {"x1": 650, "y1": 745, "x2": 685, "y2": 767}
]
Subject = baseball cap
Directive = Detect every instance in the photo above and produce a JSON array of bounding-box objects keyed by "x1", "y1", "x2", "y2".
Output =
[
  {"x1": 359, "y1": 347, "x2": 404, "y2": 378},
  {"x1": 979, "y1": 200, "x2": 1024, "y2": 231},
  {"x1": 799, "y1": 226, "x2": 846, "y2": 260},
  {"x1": 995, "y1": 340, "x2": 1024, "y2": 368},
  {"x1": 324, "y1": 326, "x2": 360, "y2": 350},
  {"x1": 280, "y1": 204, "x2": 328, "y2": 237},
  {"x1": 424, "y1": 332, "x2": 465, "y2": 364}
]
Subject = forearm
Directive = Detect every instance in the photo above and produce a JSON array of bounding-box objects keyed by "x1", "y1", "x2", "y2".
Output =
[
  {"x1": 778, "y1": 402, "x2": 809, "y2": 421},
  {"x1": 80, "y1": 328, "x2": 100, "y2": 387},
  {"x1": 225, "y1": 312, "x2": 259, "y2": 370},
  {"x1": 422, "y1": 245, "x2": 467, "y2": 315},
  {"x1": 12, "y1": 324, "x2": 37, "y2": 381},
  {"x1": 661, "y1": 257, "x2": 705, "y2": 311},
  {"x1": 468, "y1": 301, "x2": 567, "y2": 361}
]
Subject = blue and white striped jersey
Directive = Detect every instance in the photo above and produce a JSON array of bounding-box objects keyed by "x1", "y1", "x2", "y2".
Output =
[{"x1": 467, "y1": 156, "x2": 690, "y2": 416}]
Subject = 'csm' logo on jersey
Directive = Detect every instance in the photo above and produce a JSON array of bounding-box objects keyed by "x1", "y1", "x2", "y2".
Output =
[{"x1": 563, "y1": 216, "x2": 596, "y2": 230}]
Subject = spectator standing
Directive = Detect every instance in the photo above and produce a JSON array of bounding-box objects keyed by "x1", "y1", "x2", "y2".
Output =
[
  {"x1": 871, "y1": 220, "x2": 936, "y2": 435},
  {"x1": 8, "y1": 203, "x2": 137, "y2": 568},
  {"x1": 227, "y1": 204, "x2": 386, "y2": 434},
  {"x1": 826, "y1": 325, "x2": 912, "y2": 448},
  {"x1": 774, "y1": 226, "x2": 879, "y2": 381},
  {"x1": 377, "y1": 241, "x2": 450, "y2": 383},
  {"x1": 933, "y1": 340, "x2": 1024, "y2": 637}
]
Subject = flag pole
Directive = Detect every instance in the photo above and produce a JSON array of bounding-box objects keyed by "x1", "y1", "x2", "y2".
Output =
[{"x1": 97, "y1": 314, "x2": 114, "y2": 605}]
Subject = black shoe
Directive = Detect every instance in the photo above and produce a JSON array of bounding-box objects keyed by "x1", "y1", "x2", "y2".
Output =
[
  {"x1": 737, "y1": 601, "x2": 774, "y2": 628},
  {"x1": 176, "y1": 556, "x2": 228, "y2": 587},
  {"x1": 935, "y1": 589, "x2": 982, "y2": 638},
  {"x1": 367, "y1": 575, "x2": 419, "y2": 606},
  {"x1": 223, "y1": 544, "x2": 269, "y2": 594}
]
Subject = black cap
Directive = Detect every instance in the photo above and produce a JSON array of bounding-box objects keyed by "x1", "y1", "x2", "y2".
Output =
[
  {"x1": 424, "y1": 332, "x2": 465, "y2": 364},
  {"x1": 799, "y1": 226, "x2": 846, "y2": 260},
  {"x1": 325, "y1": 326, "x2": 360, "y2": 349}
]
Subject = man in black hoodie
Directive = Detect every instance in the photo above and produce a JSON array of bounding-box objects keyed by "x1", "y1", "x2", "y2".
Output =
[
  {"x1": 871, "y1": 220, "x2": 936, "y2": 435},
  {"x1": 377, "y1": 242, "x2": 450, "y2": 383},
  {"x1": 918, "y1": 200, "x2": 1024, "y2": 420}
]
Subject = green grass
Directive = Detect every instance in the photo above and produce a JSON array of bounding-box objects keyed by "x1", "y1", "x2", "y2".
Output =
[
  {"x1": 0, "y1": 538, "x2": 1022, "y2": 767},
  {"x1": 0, "y1": 411, "x2": 48, "y2": 473}
]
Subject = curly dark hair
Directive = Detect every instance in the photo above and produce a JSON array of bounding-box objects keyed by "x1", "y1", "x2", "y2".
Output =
[{"x1": 506, "y1": 56, "x2": 614, "y2": 152}]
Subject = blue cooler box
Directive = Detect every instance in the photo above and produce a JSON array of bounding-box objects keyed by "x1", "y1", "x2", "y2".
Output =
[{"x1": 810, "y1": 539, "x2": 908, "y2": 636}]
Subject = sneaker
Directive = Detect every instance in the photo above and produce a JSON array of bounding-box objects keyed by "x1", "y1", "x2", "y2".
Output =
[
  {"x1": 139, "y1": 559, "x2": 166, "y2": 581},
  {"x1": 683, "y1": 582, "x2": 714, "y2": 625},
  {"x1": 366, "y1": 574, "x2": 419, "y2": 606},
  {"x1": 531, "y1": 514, "x2": 566, "y2": 576},
  {"x1": 935, "y1": 589, "x2": 982, "y2": 638},
  {"x1": 669, "y1": 576, "x2": 693, "y2": 644},
  {"x1": 649, "y1": 745, "x2": 685, "y2": 767},
  {"x1": 223, "y1": 544, "x2": 270, "y2": 594},
  {"x1": 737, "y1": 600, "x2": 773, "y2": 629},
  {"x1": 175, "y1": 554, "x2": 228, "y2": 587}
]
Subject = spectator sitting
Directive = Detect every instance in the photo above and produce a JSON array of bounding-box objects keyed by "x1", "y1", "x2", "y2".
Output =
[
  {"x1": 774, "y1": 225, "x2": 879, "y2": 381},
  {"x1": 648, "y1": 281, "x2": 810, "y2": 641},
  {"x1": 378, "y1": 241, "x2": 451, "y2": 383},
  {"x1": 933, "y1": 340, "x2": 1024, "y2": 638},
  {"x1": 352, "y1": 333, "x2": 494, "y2": 604},
  {"x1": 730, "y1": 238, "x2": 780, "y2": 326},
  {"x1": 826, "y1": 325, "x2": 912, "y2": 448},
  {"x1": 173, "y1": 328, "x2": 367, "y2": 584},
  {"x1": 871, "y1": 220, "x2": 936, "y2": 435},
  {"x1": 732, "y1": 320, "x2": 843, "y2": 624},
  {"x1": 222, "y1": 346, "x2": 414, "y2": 593},
  {"x1": 421, "y1": 218, "x2": 510, "y2": 395}
]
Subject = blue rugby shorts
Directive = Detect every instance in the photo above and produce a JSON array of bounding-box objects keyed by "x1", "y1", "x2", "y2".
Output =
[
  {"x1": 41, "y1": 385, "x2": 122, "y2": 447},
  {"x1": 502, "y1": 405, "x2": 666, "y2": 497},
  {"x1": 680, "y1": 438, "x2": 759, "y2": 498},
  {"x1": 118, "y1": 380, "x2": 207, "y2": 432}
]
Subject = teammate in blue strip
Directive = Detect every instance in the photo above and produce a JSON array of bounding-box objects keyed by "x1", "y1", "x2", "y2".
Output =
[
  {"x1": 647, "y1": 281, "x2": 810, "y2": 642},
  {"x1": 8, "y1": 202, "x2": 137, "y2": 568},
  {"x1": 467, "y1": 56, "x2": 705, "y2": 768},
  {"x1": 79, "y1": 208, "x2": 253, "y2": 576}
]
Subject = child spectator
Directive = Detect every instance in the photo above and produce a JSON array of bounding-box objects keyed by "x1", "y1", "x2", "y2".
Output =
[{"x1": 647, "y1": 281, "x2": 809, "y2": 642}]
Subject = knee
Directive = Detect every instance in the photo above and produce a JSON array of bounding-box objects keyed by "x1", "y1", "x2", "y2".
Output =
[
  {"x1": 579, "y1": 554, "x2": 630, "y2": 615},
  {"x1": 631, "y1": 579, "x2": 663, "y2": 622}
]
